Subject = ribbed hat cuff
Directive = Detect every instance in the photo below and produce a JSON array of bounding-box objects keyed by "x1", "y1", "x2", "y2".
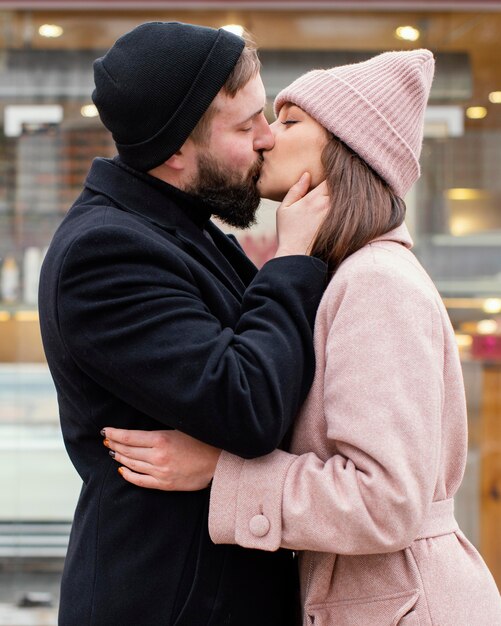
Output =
[
  {"x1": 115, "y1": 29, "x2": 244, "y2": 171},
  {"x1": 275, "y1": 70, "x2": 420, "y2": 197}
]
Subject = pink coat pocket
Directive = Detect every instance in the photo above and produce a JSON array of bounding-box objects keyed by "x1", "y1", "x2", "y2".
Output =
[{"x1": 306, "y1": 589, "x2": 420, "y2": 626}]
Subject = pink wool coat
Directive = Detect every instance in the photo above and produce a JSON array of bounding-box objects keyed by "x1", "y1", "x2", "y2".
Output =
[{"x1": 209, "y1": 224, "x2": 501, "y2": 626}]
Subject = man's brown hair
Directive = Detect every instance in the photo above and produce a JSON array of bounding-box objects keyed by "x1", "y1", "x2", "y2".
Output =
[{"x1": 190, "y1": 32, "x2": 261, "y2": 145}]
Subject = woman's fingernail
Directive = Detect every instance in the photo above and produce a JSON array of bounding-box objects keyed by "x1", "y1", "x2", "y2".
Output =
[
  {"x1": 103, "y1": 439, "x2": 110, "y2": 448},
  {"x1": 118, "y1": 467, "x2": 124, "y2": 476},
  {"x1": 100, "y1": 429, "x2": 106, "y2": 437},
  {"x1": 109, "y1": 450, "x2": 115, "y2": 459}
]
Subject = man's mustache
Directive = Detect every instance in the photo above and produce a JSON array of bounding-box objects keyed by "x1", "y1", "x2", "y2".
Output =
[{"x1": 249, "y1": 155, "x2": 264, "y2": 183}]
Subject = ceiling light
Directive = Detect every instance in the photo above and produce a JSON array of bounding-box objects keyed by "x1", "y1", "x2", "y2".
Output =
[
  {"x1": 81, "y1": 104, "x2": 99, "y2": 118},
  {"x1": 395, "y1": 25, "x2": 420, "y2": 42},
  {"x1": 39, "y1": 24, "x2": 63, "y2": 38},
  {"x1": 488, "y1": 91, "x2": 501, "y2": 103},
  {"x1": 449, "y1": 217, "x2": 475, "y2": 237},
  {"x1": 477, "y1": 320, "x2": 498, "y2": 335},
  {"x1": 221, "y1": 24, "x2": 244, "y2": 37},
  {"x1": 483, "y1": 299, "x2": 501, "y2": 314},
  {"x1": 466, "y1": 106, "x2": 487, "y2": 119},
  {"x1": 455, "y1": 334, "x2": 472, "y2": 349},
  {"x1": 444, "y1": 188, "x2": 489, "y2": 201}
]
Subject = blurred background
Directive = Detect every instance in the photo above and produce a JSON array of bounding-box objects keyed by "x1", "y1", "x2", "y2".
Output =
[{"x1": 0, "y1": 0, "x2": 500, "y2": 623}]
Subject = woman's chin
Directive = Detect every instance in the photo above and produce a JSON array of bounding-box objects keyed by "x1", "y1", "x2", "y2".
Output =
[{"x1": 257, "y1": 179, "x2": 286, "y2": 202}]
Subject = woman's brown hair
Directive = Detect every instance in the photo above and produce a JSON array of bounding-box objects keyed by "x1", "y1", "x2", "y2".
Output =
[{"x1": 310, "y1": 133, "x2": 406, "y2": 276}]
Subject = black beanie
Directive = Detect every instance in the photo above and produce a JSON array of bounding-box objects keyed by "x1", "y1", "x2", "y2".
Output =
[{"x1": 92, "y1": 22, "x2": 245, "y2": 171}]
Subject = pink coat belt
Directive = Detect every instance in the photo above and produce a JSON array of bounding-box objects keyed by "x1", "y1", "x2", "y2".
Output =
[{"x1": 414, "y1": 498, "x2": 458, "y2": 541}]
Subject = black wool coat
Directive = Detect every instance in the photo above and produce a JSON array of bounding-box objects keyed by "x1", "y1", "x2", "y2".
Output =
[{"x1": 38, "y1": 157, "x2": 327, "y2": 626}]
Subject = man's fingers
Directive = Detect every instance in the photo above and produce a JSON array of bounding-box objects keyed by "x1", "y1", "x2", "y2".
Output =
[
  {"x1": 281, "y1": 172, "x2": 311, "y2": 209},
  {"x1": 117, "y1": 466, "x2": 160, "y2": 490}
]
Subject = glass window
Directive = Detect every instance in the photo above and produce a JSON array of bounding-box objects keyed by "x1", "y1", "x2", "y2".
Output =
[{"x1": 1, "y1": 6, "x2": 500, "y2": 620}]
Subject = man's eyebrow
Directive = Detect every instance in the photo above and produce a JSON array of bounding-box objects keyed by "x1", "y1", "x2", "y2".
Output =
[{"x1": 237, "y1": 106, "x2": 266, "y2": 126}]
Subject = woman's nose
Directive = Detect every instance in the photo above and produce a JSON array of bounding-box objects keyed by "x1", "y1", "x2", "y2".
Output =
[{"x1": 269, "y1": 119, "x2": 280, "y2": 136}]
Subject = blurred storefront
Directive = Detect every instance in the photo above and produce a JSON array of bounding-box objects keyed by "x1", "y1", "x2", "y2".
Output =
[{"x1": 0, "y1": 0, "x2": 500, "y2": 617}]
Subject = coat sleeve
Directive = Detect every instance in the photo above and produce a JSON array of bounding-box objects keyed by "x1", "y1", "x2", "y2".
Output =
[
  {"x1": 56, "y1": 223, "x2": 327, "y2": 458},
  {"x1": 209, "y1": 262, "x2": 445, "y2": 553}
]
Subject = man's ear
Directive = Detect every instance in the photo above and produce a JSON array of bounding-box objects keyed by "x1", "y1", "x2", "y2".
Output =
[
  {"x1": 149, "y1": 138, "x2": 197, "y2": 185},
  {"x1": 164, "y1": 150, "x2": 185, "y2": 172},
  {"x1": 162, "y1": 137, "x2": 198, "y2": 173}
]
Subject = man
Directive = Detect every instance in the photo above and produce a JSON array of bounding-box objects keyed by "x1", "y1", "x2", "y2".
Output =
[{"x1": 39, "y1": 22, "x2": 328, "y2": 626}]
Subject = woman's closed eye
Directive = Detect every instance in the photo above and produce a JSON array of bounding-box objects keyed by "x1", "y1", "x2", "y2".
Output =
[{"x1": 282, "y1": 120, "x2": 298, "y2": 126}]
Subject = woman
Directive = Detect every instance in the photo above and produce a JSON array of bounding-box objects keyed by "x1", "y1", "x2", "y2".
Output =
[{"x1": 103, "y1": 49, "x2": 501, "y2": 625}]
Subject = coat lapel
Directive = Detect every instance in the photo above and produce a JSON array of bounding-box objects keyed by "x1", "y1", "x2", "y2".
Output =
[
  {"x1": 206, "y1": 222, "x2": 258, "y2": 288},
  {"x1": 174, "y1": 228, "x2": 252, "y2": 299},
  {"x1": 84, "y1": 158, "x2": 257, "y2": 298}
]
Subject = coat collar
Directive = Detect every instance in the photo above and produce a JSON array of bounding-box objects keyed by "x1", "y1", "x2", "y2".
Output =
[
  {"x1": 83, "y1": 157, "x2": 257, "y2": 296},
  {"x1": 84, "y1": 157, "x2": 213, "y2": 233},
  {"x1": 370, "y1": 223, "x2": 413, "y2": 249}
]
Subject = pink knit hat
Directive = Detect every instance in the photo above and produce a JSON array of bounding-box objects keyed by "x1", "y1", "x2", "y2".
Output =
[{"x1": 274, "y1": 49, "x2": 435, "y2": 197}]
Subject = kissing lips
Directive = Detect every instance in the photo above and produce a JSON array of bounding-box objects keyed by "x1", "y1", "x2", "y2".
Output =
[{"x1": 250, "y1": 156, "x2": 264, "y2": 184}]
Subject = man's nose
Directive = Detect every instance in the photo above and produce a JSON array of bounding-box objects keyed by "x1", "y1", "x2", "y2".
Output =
[{"x1": 254, "y1": 116, "x2": 275, "y2": 151}]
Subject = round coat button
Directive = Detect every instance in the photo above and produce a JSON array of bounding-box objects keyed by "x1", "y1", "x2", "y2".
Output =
[{"x1": 249, "y1": 514, "x2": 270, "y2": 537}]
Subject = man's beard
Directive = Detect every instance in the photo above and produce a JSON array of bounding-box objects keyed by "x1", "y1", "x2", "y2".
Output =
[{"x1": 185, "y1": 153, "x2": 263, "y2": 229}]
